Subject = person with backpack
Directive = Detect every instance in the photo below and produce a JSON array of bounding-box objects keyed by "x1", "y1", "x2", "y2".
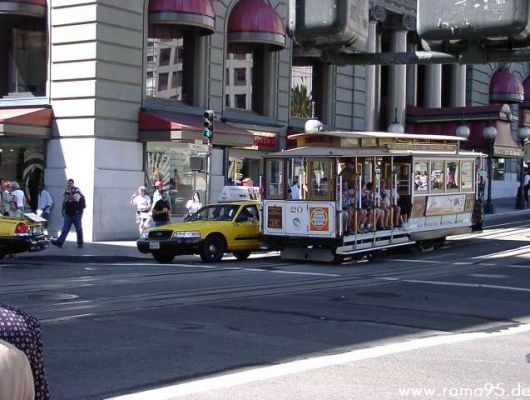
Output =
[{"x1": 51, "y1": 178, "x2": 85, "y2": 249}]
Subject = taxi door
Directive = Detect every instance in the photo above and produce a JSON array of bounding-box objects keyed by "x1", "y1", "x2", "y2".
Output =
[{"x1": 230, "y1": 204, "x2": 261, "y2": 250}]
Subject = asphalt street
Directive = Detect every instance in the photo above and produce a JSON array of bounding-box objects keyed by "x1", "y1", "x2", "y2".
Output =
[{"x1": 1, "y1": 208, "x2": 529, "y2": 399}]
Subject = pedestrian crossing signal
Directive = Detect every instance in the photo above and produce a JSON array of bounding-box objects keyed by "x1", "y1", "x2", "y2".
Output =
[{"x1": 203, "y1": 110, "x2": 214, "y2": 142}]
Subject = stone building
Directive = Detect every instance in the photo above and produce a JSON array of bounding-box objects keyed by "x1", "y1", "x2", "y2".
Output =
[{"x1": 0, "y1": 0, "x2": 527, "y2": 241}]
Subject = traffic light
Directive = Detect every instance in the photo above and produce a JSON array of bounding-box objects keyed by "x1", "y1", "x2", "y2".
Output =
[{"x1": 203, "y1": 110, "x2": 214, "y2": 142}]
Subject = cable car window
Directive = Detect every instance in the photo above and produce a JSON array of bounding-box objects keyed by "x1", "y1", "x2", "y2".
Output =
[
  {"x1": 307, "y1": 158, "x2": 334, "y2": 200},
  {"x1": 431, "y1": 160, "x2": 445, "y2": 192},
  {"x1": 460, "y1": 161, "x2": 474, "y2": 191},
  {"x1": 266, "y1": 159, "x2": 284, "y2": 199},
  {"x1": 447, "y1": 161, "x2": 459, "y2": 190},
  {"x1": 414, "y1": 161, "x2": 429, "y2": 193}
]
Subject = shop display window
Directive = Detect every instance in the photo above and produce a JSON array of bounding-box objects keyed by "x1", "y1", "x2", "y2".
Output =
[{"x1": 146, "y1": 142, "x2": 207, "y2": 216}]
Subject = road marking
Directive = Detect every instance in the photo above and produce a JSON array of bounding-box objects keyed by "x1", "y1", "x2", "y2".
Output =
[
  {"x1": 106, "y1": 323, "x2": 530, "y2": 400},
  {"x1": 243, "y1": 268, "x2": 339, "y2": 277},
  {"x1": 505, "y1": 264, "x2": 530, "y2": 269},
  {"x1": 467, "y1": 273, "x2": 510, "y2": 279},
  {"x1": 391, "y1": 278, "x2": 530, "y2": 293},
  {"x1": 385, "y1": 259, "x2": 444, "y2": 264}
]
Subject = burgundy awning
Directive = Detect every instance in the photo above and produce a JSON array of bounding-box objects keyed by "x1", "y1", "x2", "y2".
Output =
[
  {"x1": 138, "y1": 111, "x2": 254, "y2": 147},
  {"x1": 228, "y1": 0, "x2": 286, "y2": 51},
  {"x1": 148, "y1": 0, "x2": 215, "y2": 38},
  {"x1": 0, "y1": 106, "x2": 52, "y2": 137},
  {"x1": 489, "y1": 69, "x2": 524, "y2": 104},
  {"x1": 406, "y1": 105, "x2": 522, "y2": 157},
  {"x1": 0, "y1": 0, "x2": 46, "y2": 18}
]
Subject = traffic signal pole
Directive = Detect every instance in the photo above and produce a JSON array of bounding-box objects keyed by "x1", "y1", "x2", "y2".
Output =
[{"x1": 203, "y1": 110, "x2": 214, "y2": 205}]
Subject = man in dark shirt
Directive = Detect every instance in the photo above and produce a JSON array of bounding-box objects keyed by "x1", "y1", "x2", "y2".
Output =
[
  {"x1": 152, "y1": 189, "x2": 171, "y2": 226},
  {"x1": 51, "y1": 178, "x2": 84, "y2": 248}
]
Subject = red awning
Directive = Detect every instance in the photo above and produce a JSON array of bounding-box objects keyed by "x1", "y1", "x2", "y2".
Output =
[
  {"x1": 148, "y1": 0, "x2": 215, "y2": 38},
  {"x1": 0, "y1": 0, "x2": 46, "y2": 18},
  {"x1": 490, "y1": 69, "x2": 523, "y2": 104},
  {"x1": 0, "y1": 106, "x2": 52, "y2": 137},
  {"x1": 228, "y1": 0, "x2": 286, "y2": 51},
  {"x1": 138, "y1": 111, "x2": 254, "y2": 147},
  {"x1": 406, "y1": 105, "x2": 522, "y2": 157}
]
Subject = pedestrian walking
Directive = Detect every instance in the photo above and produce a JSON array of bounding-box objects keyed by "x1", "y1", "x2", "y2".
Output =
[
  {"x1": 130, "y1": 185, "x2": 151, "y2": 234},
  {"x1": 151, "y1": 189, "x2": 171, "y2": 226},
  {"x1": 184, "y1": 191, "x2": 202, "y2": 220},
  {"x1": 51, "y1": 178, "x2": 85, "y2": 248},
  {"x1": 36, "y1": 184, "x2": 53, "y2": 226}
]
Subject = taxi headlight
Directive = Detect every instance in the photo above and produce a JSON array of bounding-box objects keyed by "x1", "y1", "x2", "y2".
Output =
[
  {"x1": 172, "y1": 231, "x2": 201, "y2": 239},
  {"x1": 140, "y1": 232, "x2": 149, "y2": 239}
]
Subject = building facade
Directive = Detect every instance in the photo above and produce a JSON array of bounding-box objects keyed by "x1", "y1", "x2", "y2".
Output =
[{"x1": 0, "y1": 0, "x2": 527, "y2": 241}]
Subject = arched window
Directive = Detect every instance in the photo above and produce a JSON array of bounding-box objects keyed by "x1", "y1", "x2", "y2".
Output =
[
  {"x1": 146, "y1": 0, "x2": 215, "y2": 106},
  {"x1": 226, "y1": 0, "x2": 286, "y2": 115}
]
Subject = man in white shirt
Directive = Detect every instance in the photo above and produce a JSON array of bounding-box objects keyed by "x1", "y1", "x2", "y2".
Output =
[{"x1": 37, "y1": 184, "x2": 53, "y2": 224}]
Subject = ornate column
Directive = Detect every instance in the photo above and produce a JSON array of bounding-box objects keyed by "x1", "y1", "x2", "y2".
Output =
[
  {"x1": 385, "y1": 13, "x2": 415, "y2": 128},
  {"x1": 424, "y1": 64, "x2": 442, "y2": 107},
  {"x1": 365, "y1": 6, "x2": 385, "y2": 131},
  {"x1": 451, "y1": 65, "x2": 467, "y2": 107},
  {"x1": 406, "y1": 42, "x2": 417, "y2": 106}
]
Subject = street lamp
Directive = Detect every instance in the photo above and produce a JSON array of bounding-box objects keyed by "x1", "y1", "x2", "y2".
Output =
[
  {"x1": 516, "y1": 125, "x2": 529, "y2": 209},
  {"x1": 455, "y1": 124, "x2": 470, "y2": 140},
  {"x1": 482, "y1": 124, "x2": 497, "y2": 214},
  {"x1": 387, "y1": 108, "x2": 404, "y2": 133}
]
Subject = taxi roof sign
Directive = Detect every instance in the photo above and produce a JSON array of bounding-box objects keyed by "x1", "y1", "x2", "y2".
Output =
[{"x1": 218, "y1": 186, "x2": 261, "y2": 202}]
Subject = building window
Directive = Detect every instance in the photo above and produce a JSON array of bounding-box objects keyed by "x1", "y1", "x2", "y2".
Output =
[
  {"x1": 158, "y1": 73, "x2": 168, "y2": 91},
  {"x1": 146, "y1": 35, "x2": 194, "y2": 104},
  {"x1": 234, "y1": 68, "x2": 246, "y2": 86},
  {"x1": 291, "y1": 57, "x2": 327, "y2": 121},
  {"x1": 235, "y1": 94, "x2": 246, "y2": 109},
  {"x1": 225, "y1": 50, "x2": 266, "y2": 113},
  {"x1": 159, "y1": 47, "x2": 171, "y2": 66},
  {"x1": 0, "y1": 18, "x2": 47, "y2": 98}
]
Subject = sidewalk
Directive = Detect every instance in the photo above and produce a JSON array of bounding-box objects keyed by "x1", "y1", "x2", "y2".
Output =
[{"x1": 40, "y1": 197, "x2": 529, "y2": 258}]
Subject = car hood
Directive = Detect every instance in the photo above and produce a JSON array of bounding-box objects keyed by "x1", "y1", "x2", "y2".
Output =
[{"x1": 151, "y1": 220, "x2": 228, "y2": 232}]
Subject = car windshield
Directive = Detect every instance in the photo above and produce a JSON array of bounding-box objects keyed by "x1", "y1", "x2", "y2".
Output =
[{"x1": 188, "y1": 204, "x2": 239, "y2": 222}]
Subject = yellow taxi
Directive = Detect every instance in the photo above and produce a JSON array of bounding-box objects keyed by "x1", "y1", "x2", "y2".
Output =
[
  {"x1": 0, "y1": 213, "x2": 49, "y2": 258},
  {"x1": 137, "y1": 187, "x2": 262, "y2": 263}
]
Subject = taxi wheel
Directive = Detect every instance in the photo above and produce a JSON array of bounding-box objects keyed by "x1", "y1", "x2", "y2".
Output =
[
  {"x1": 233, "y1": 251, "x2": 251, "y2": 261},
  {"x1": 0, "y1": 252, "x2": 4, "y2": 260},
  {"x1": 152, "y1": 251, "x2": 175, "y2": 263},
  {"x1": 200, "y1": 235, "x2": 226, "y2": 263}
]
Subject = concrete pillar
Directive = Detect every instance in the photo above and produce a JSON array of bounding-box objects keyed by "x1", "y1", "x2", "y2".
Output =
[
  {"x1": 406, "y1": 43, "x2": 417, "y2": 106},
  {"x1": 388, "y1": 30, "x2": 407, "y2": 127},
  {"x1": 365, "y1": 21, "x2": 378, "y2": 131},
  {"x1": 424, "y1": 64, "x2": 442, "y2": 108},
  {"x1": 451, "y1": 64, "x2": 467, "y2": 107}
]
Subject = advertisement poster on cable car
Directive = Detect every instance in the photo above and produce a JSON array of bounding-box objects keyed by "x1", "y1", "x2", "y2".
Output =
[{"x1": 425, "y1": 194, "x2": 467, "y2": 216}]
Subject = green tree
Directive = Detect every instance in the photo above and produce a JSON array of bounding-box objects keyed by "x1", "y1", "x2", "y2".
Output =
[{"x1": 291, "y1": 84, "x2": 311, "y2": 118}]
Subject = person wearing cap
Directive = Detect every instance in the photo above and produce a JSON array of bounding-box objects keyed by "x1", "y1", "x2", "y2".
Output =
[
  {"x1": 130, "y1": 186, "x2": 151, "y2": 235},
  {"x1": 152, "y1": 189, "x2": 171, "y2": 226}
]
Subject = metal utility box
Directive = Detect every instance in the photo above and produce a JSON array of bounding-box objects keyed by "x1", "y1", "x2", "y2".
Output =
[
  {"x1": 294, "y1": 0, "x2": 369, "y2": 50},
  {"x1": 189, "y1": 156, "x2": 205, "y2": 172},
  {"x1": 418, "y1": 0, "x2": 530, "y2": 48}
]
